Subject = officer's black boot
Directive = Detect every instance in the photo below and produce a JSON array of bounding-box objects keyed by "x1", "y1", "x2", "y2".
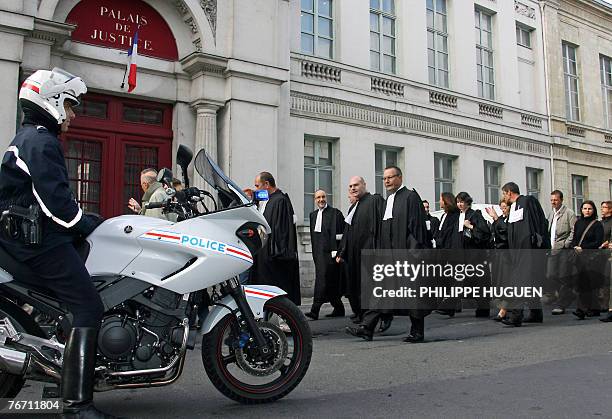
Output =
[{"x1": 61, "y1": 327, "x2": 117, "y2": 419}]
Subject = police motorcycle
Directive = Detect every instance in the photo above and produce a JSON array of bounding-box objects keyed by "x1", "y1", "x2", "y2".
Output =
[{"x1": 0, "y1": 145, "x2": 312, "y2": 404}]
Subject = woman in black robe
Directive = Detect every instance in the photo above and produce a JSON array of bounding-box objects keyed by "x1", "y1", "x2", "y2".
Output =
[
  {"x1": 437, "y1": 192, "x2": 492, "y2": 317},
  {"x1": 486, "y1": 200, "x2": 510, "y2": 321},
  {"x1": 433, "y1": 192, "x2": 460, "y2": 250}
]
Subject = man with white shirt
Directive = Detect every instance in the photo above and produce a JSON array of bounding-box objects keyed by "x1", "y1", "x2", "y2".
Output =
[
  {"x1": 336, "y1": 176, "x2": 385, "y2": 321},
  {"x1": 423, "y1": 200, "x2": 441, "y2": 246},
  {"x1": 305, "y1": 190, "x2": 346, "y2": 320},
  {"x1": 546, "y1": 190, "x2": 576, "y2": 315},
  {"x1": 501, "y1": 182, "x2": 550, "y2": 327},
  {"x1": 346, "y1": 166, "x2": 430, "y2": 342}
]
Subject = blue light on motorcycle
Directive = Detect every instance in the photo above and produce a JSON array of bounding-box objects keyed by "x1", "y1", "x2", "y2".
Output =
[
  {"x1": 238, "y1": 332, "x2": 250, "y2": 348},
  {"x1": 254, "y1": 189, "x2": 269, "y2": 201}
]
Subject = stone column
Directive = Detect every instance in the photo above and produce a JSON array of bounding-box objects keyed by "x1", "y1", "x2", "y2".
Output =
[
  {"x1": 0, "y1": 61, "x2": 21, "y2": 150},
  {"x1": 192, "y1": 102, "x2": 220, "y2": 190}
]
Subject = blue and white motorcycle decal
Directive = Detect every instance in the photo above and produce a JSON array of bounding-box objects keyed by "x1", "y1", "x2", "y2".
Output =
[{"x1": 140, "y1": 230, "x2": 253, "y2": 263}]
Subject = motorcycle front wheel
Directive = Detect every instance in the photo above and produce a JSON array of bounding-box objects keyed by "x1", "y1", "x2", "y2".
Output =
[{"x1": 201, "y1": 295, "x2": 312, "y2": 404}]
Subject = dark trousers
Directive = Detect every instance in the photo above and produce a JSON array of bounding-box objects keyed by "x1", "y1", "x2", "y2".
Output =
[
  {"x1": 361, "y1": 310, "x2": 423, "y2": 336},
  {"x1": 348, "y1": 294, "x2": 362, "y2": 317},
  {"x1": 310, "y1": 296, "x2": 344, "y2": 316},
  {"x1": 555, "y1": 283, "x2": 576, "y2": 309},
  {"x1": 24, "y1": 243, "x2": 104, "y2": 328}
]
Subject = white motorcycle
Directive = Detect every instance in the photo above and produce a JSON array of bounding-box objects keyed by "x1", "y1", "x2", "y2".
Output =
[{"x1": 0, "y1": 145, "x2": 312, "y2": 404}]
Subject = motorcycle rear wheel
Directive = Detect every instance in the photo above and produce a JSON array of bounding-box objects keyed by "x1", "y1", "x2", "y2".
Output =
[
  {"x1": 202, "y1": 295, "x2": 312, "y2": 404},
  {"x1": 0, "y1": 299, "x2": 45, "y2": 398}
]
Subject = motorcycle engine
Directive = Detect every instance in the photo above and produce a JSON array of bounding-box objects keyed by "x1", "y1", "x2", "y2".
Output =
[{"x1": 97, "y1": 287, "x2": 186, "y2": 372}]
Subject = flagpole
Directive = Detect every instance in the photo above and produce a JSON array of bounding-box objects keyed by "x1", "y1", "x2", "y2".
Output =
[
  {"x1": 120, "y1": 64, "x2": 128, "y2": 90},
  {"x1": 121, "y1": 25, "x2": 140, "y2": 90}
]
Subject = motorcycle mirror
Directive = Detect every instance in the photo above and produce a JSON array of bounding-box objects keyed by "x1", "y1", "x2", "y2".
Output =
[
  {"x1": 254, "y1": 189, "x2": 269, "y2": 202},
  {"x1": 157, "y1": 168, "x2": 173, "y2": 187},
  {"x1": 177, "y1": 145, "x2": 193, "y2": 188}
]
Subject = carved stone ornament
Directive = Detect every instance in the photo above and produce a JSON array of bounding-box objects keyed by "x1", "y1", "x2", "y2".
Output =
[
  {"x1": 201, "y1": 0, "x2": 217, "y2": 44},
  {"x1": 185, "y1": 16, "x2": 198, "y2": 34},
  {"x1": 193, "y1": 38, "x2": 202, "y2": 52},
  {"x1": 175, "y1": 0, "x2": 189, "y2": 15},
  {"x1": 515, "y1": 1, "x2": 536, "y2": 19}
]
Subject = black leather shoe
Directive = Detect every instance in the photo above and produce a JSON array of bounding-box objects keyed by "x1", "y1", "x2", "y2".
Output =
[
  {"x1": 377, "y1": 317, "x2": 393, "y2": 333},
  {"x1": 402, "y1": 333, "x2": 424, "y2": 343},
  {"x1": 523, "y1": 309, "x2": 543, "y2": 323},
  {"x1": 572, "y1": 309, "x2": 586, "y2": 320},
  {"x1": 600, "y1": 312, "x2": 612, "y2": 322},
  {"x1": 435, "y1": 309, "x2": 455, "y2": 317},
  {"x1": 345, "y1": 325, "x2": 373, "y2": 341},
  {"x1": 61, "y1": 403, "x2": 121, "y2": 418},
  {"x1": 501, "y1": 311, "x2": 523, "y2": 327},
  {"x1": 305, "y1": 312, "x2": 318, "y2": 321},
  {"x1": 326, "y1": 309, "x2": 345, "y2": 318}
]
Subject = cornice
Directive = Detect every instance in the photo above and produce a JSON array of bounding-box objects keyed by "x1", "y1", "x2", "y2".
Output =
[{"x1": 290, "y1": 91, "x2": 551, "y2": 157}]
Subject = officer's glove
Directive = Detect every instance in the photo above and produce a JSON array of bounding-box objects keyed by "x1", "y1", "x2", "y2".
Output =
[{"x1": 74, "y1": 213, "x2": 104, "y2": 237}]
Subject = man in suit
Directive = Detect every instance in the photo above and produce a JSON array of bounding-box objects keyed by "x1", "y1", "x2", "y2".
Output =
[{"x1": 546, "y1": 190, "x2": 576, "y2": 315}]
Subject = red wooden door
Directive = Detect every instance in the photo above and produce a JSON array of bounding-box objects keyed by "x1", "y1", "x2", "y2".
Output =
[{"x1": 61, "y1": 94, "x2": 173, "y2": 218}]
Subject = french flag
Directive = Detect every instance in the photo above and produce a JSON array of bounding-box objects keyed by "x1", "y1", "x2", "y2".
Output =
[{"x1": 122, "y1": 30, "x2": 139, "y2": 92}]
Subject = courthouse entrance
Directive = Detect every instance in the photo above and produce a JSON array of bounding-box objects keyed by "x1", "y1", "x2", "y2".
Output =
[{"x1": 61, "y1": 93, "x2": 173, "y2": 218}]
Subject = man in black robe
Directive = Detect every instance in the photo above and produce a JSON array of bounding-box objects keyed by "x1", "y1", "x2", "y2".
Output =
[
  {"x1": 251, "y1": 172, "x2": 301, "y2": 305},
  {"x1": 500, "y1": 182, "x2": 550, "y2": 326},
  {"x1": 347, "y1": 166, "x2": 431, "y2": 342},
  {"x1": 336, "y1": 176, "x2": 385, "y2": 320},
  {"x1": 305, "y1": 189, "x2": 345, "y2": 320},
  {"x1": 423, "y1": 200, "x2": 440, "y2": 247}
]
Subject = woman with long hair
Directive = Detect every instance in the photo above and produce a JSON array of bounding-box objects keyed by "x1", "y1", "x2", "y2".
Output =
[
  {"x1": 433, "y1": 192, "x2": 459, "y2": 250},
  {"x1": 433, "y1": 192, "x2": 461, "y2": 316},
  {"x1": 437, "y1": 192, "x2": 492, "y2": 318},
  {"x1": 571, "y1": 200, "x2": 605, "y2": 319}
]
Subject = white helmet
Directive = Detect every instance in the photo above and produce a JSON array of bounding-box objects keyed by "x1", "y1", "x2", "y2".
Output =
[{"x1": 19, "y1": 67, "x2": 87, "y2": 125}]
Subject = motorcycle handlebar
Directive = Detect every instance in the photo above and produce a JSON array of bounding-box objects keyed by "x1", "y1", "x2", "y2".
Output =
[{"x1": 145, "y1": 201, "x2": 165, "y2": 210}]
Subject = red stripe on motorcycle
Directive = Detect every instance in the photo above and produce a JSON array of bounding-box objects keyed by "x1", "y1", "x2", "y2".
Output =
[
  {"x1": 227, "y1": 247, "x2": 252, "y2": 260},
  {"x1": 244, "y1": 289, "x2": 277, "y2": 298},
  {"x1": 145, "y1": 232, "x2": 181, "y2": 240}
]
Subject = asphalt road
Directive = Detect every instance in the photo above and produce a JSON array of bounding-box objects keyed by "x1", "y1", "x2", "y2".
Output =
[{"x1": 16, "y1": 302, "x2": 612, "y2": 418}]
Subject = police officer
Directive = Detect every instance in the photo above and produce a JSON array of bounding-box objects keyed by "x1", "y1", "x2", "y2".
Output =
[{"x1": 0, "y1": 68, "x2": 114, "y2": 418}]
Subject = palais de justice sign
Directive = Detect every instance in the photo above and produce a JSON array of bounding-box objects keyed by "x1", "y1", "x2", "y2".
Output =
[{"x1": 66, "y1": 0, "x2": 178, "y2": 61}]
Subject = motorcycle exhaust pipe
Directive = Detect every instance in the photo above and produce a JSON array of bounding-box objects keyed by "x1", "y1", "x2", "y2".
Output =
[
  {"x1": 0, "y1": 346, "x2": 28, "y2": 375},
  {"x1": 0, "y1": 346, "x2": 61, "y2": 381},
  {"x1": 0, "y1": 318, "x2": 62, "y2": 382}
]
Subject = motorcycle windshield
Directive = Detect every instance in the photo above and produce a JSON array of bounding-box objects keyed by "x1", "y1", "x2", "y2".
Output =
[{"x1": 194, "y1": 149, "x2": 250, "y2": 208}]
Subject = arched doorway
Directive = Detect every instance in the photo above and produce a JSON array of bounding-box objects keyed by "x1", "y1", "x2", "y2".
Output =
[{"x1": 61, "y1": 93, "x2": 172, "y2": 218}]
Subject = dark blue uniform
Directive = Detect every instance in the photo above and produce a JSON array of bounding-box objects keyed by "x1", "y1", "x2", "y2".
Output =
[{"x1": 0, "y1": 124, "x2": 103, "y2": 327}]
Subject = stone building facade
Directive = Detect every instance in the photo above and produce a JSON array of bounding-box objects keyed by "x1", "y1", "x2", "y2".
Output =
[{"x1": 541, "y1": 0, "x2": 612, "y2": 213}]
